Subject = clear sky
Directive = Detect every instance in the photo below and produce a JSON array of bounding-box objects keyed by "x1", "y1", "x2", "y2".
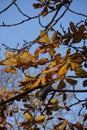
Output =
[{"x1": 0, "y1": 0, "x2": 87, "y2": 51}]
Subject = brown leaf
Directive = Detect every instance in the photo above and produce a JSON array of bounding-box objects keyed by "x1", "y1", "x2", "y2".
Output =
[
  {"x1": 83, "y1": 114, "x2": 87, "y2": 122},
  {"x1": 54, "y1": 54, "x2": 61, "y2": 63},
  {"x1": 37, "y1": 58, "x2": 49, "y2": 65},
  {"x1": 57, "y1": 80, "x2": 66, "y2": 90},
  {"x1": 33, "y1": 3, "x2": 44, "y2": 9},
  {"x1": 74, "y1": 122, "x2": 83, "y2": 129},
  {"x1": 70, "y1": 22, "x2": 77, "y2": 33},
  {"x1": 41, "y1": 7, "x2": 48, "y2": 16},
  {"x1": 83, "y1": 79, "x2": 87, "y2": 87},
  {"x1": 63, "y1": 93, "x2": 66, "y2": 101},
  {"x1": 65, "y1": 78, "x2": 77, "y2": 86}
]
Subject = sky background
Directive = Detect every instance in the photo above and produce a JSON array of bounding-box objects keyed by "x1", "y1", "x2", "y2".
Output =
[{"x1": 0, "y1": 0, "x2": 87, "y2": 53}]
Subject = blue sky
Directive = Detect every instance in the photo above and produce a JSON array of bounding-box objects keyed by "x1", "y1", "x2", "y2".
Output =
[{"x1": 0, "y1": 0, "x2": 87, "y2": 51}]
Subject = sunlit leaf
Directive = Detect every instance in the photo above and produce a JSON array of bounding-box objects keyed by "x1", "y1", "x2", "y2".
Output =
[
  {"x1": 24, "y1": 112, "x2": 33, "y2": 121},
  {"x1": 70, "y1": 62, "x2": 80, "y2": 70},
  {"x1": 50, "y1": 98, "x2": 59, "y2": 104},
  {"x1": 33, "y1": 79, "x2": 41, "y2": 87},
  {"x1": 52, "y1": 32, "x2": 59, "y2": 47},
  {"x1": 40, "y1": 76, "x2": 46, "y2": 85},
  {"x1": 49, "y1": 46, "x2": 56, "y2": 58},
  {"x1": 22, "y1": 50, "x2": 29, "y2": 61},
  {"x1": 38, "y1": 30, "x2": 50, "y2": 44},
  {"x1": 35, "y1": 115, "x2": 46, "y2": 122},
  {"x1": 62, "y1": 120, "x2": 68, "y2": 130},
  {"x1": 47, "y1": 60, "x2": 56, "y2": 69},
  {"x1": 54, "y1": 54, "x2": 61, "y2": 63},
  {"x1": 39, "y1": 46, "x2": 47, "y2": 54},
  {"x1": 5, "y1": 66, "x2": 16, "y2": 74},
  {"x1": 1, "y1": 87, "x2": 6, "y2": 96},
  {"x1": 58, "y1": 63, "x2": 68, "y2": 79},
  {"x1": 5, "y1": 51, "x2": 12, "y2": 58}
]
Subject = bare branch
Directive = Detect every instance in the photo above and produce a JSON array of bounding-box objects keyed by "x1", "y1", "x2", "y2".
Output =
[
  {"x1": 0, "y1": 84, "x2": 87, "y2": 106},
  {"x1": 64, "y1": 5, "x2": 87, "y2": 18},
  {"x1": 0, "y1": 0, "x2": 17, "y2": 14},
  {"x1": 13, "y1": 2, "x2": 30, "y2": 18}
]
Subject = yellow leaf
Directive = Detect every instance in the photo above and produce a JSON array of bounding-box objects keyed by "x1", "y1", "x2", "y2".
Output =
[
  {"x1": 52, "y1": 32, "x2": 59, "y2": 48},
  {"x1": 49, "y1": 47, "x2": 56, "y2": 58},
  {"x1": 47, "y1": 60, "x2": 56, "y2": 69},
  {"x1": 54, "y1": 54, "x2": 61, "y2": 63},
  {"x1": 24, "y1": 112, "x2": 33, "y2": 121},
  {"x1": 58, "y1": 64, "x2": 68, "y2": 79},
  {"x1": 38, "y1": 30, "x2": 50, "y2": 44},
  {"x1": 40, "y1": 77, "x2": 46, "y2": 85},
  {"x1": 22, "y1": 50, "x2": 29, "y2": 61},
  {"x1": 5, "y1": 66, "x2": 16, "y2": 74},
  {"x1": 5, "y1": 51, "x2": 12, "y2": 58},
  {"x1": 35, "y1": 115, "x2": 46, "y2": 122},
  {"x1": 39, "y1": 46, "x2": 47, "y2": 54},
  {"x1": 70, "y1": 62, "x2": 80, "y2": 70},
  {"x1": 1, "y1": 87, "x2": 6, "y2": 96},
  {"x1": 62, "y1": 120, "x2": 68, "y2": 130},
  {"x1": 50, "y1": 98, "x2": 59, "y2": 104},
  {"x1": 5, "y1": 91, "x2": 15, "y2": 99},
  {"x1": 33, "y1": 79, "x2": 41, "y2": 87}
]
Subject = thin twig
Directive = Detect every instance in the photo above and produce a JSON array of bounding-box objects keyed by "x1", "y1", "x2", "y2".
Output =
[
  {"x1": 0, "y1": 0, "x2": 17, "y2": 14},
  {"x1": 64, "y1": 5, "x2": 87, "y2": 18}
]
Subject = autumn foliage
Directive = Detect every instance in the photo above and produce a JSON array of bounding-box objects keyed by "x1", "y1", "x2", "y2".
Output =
[{"x1": 0, "y1": 0, "x2": 87, "y2": 129}]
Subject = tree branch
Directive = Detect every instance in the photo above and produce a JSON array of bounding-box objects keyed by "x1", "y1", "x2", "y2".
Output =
[
  {"x1": 0, "y1": 84, "x2": 87, "y2": 106},
  {"x1": 0, "y1": 0, "x2": 17, "y2": 14}
]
